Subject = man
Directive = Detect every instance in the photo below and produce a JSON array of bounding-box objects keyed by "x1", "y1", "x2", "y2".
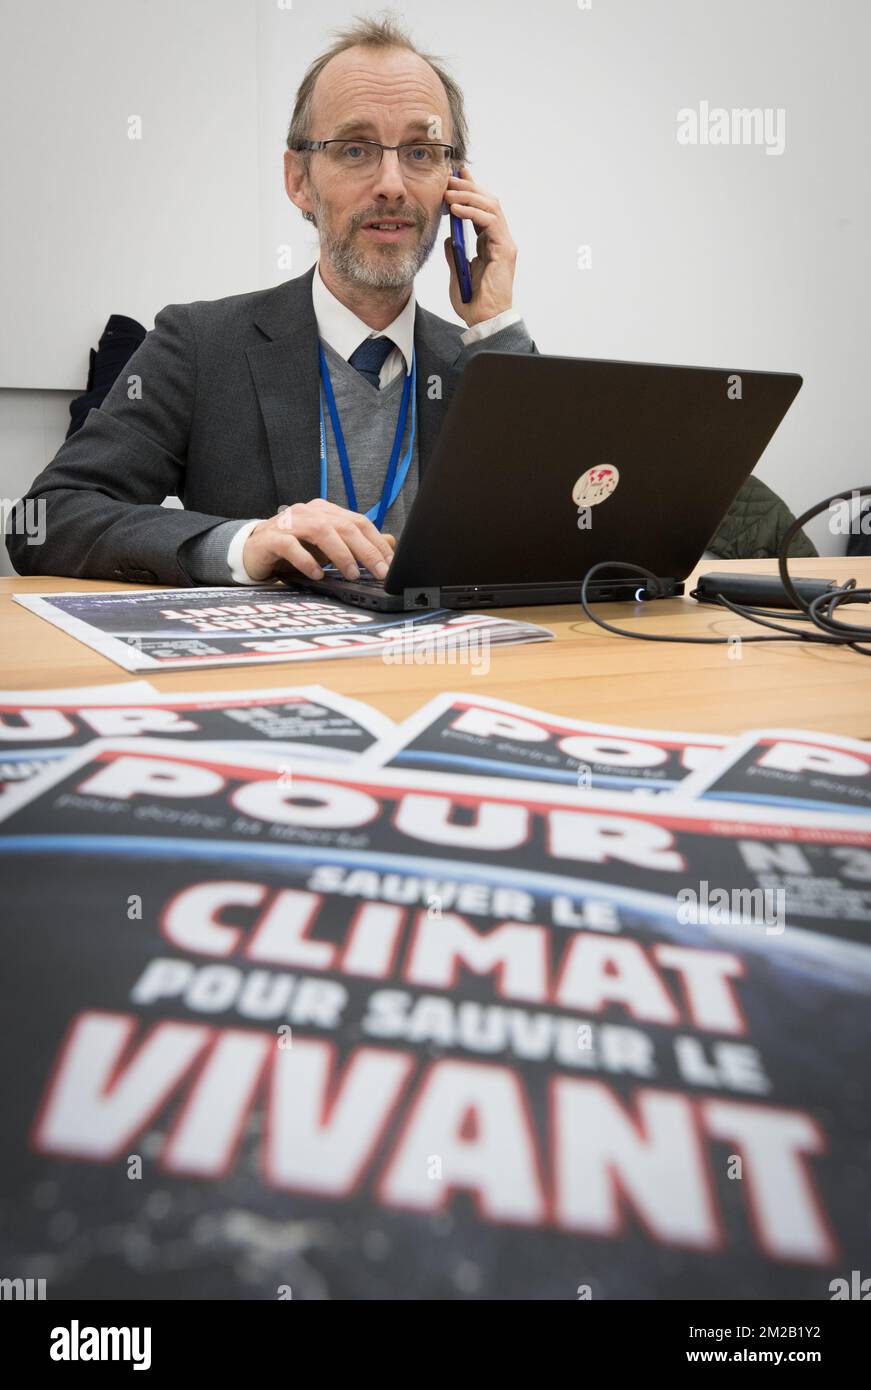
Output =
[{"x1": 7, "y1": 16, "x2": 536, "y2": 587}]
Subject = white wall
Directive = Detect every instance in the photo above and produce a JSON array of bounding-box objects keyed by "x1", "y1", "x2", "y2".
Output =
[
  {"x1": 2, "y1": 0, "x2": 868, "y2": 573},
  {"x1": 0, "y1": 0, "x2": 259, "y2": 390}
]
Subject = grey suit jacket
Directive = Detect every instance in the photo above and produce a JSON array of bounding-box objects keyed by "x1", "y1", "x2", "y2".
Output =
[{"x1": 7, "y1": 265, "x2": 537, "y2": 585}]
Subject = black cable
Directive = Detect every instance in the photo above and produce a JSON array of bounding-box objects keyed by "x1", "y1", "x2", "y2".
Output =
[
  {"x1": 779, "y1": 493, "x2": 871, "y2": 654},
  {"x1": 709, "y1": 604, "x2": 811, "y2": 621},
  {"x1": 777, "y1": 489, "x2": 871, "y2": 652},
  {"x1": 578, "y1": 486, "x2": 871, "y2": 655},
  {"x1": 579, "y1": 563, "x2": 803, "y2": 644},
  {"x1": 703, "y1": 591, "x2": 846, "y2": 642}
]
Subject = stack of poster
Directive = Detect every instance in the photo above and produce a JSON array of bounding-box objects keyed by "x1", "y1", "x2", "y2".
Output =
[
  {"x1": 676, "y1": 727, "x2": 871, "y2": 817},
  {"x1": 0, "y1": 682, "x2": 156, "y2": 794},
  {"x1": 0, "y1": 683, "x2": 393, "y2": 794},
  {"x1": 13, "y1": 586, "x2": 552, "y2": 671},
  {"x1": 363, "y1": 690, "x2": 729, "y2": 794},
  {"x1": 0, "y1": 685, "x2": 869, "y2": 1299}
]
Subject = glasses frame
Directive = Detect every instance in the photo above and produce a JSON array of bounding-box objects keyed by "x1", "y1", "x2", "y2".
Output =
[{"x1": 296, "y1": 138, "x2": 456, "y2": 174}]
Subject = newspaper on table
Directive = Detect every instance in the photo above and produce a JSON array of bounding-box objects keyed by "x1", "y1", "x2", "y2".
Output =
[
  {"x1": 676, "y1": 727, "x2": 871, "y2": 817},
  {"x1": 13, "y1": 586, "x2": 552, "y2": 672},
  {"x1": 364, "y1": 690, "x2": 727, "y2": 794},
  {"x1": 0, "y1": 682, "x2": 393, "y2": 793},
  {"x1": 0, "y1": 738, "x2": 869, "y2": 1300},
  {"x1": 0, "y1": 682, "x2": 156, "y2": 795}
]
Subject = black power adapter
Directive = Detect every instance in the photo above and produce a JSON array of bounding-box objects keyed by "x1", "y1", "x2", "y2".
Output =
[{"x1": 690, "y1": 571, "x2": 847, "y2": 610}]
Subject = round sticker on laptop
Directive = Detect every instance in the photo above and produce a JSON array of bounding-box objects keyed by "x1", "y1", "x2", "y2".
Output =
[{"x1": 572, "y1": 465, "x2": 620, "y2": 508}]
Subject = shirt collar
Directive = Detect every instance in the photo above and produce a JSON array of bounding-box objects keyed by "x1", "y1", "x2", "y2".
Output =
[{"x1": 312, "y1": 259, "x2": 416, "y2": 375}]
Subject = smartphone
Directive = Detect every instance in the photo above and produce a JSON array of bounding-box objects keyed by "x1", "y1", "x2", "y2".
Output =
[{"x1": 443, "y1": 165, "x2": 473, "y2": 303}]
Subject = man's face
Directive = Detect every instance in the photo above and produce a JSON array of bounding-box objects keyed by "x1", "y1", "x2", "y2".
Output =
[{"x1": 289, "y1": 47, "x2": 453, "y2": 289}]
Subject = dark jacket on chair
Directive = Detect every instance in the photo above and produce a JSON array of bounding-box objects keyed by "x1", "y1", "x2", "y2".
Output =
[
  {"x1": 706, "y1": 475, "x2": 817, "y2": 559},
  {"x1": 66, "y1": 314, "x2": 147, "y2": 440}
]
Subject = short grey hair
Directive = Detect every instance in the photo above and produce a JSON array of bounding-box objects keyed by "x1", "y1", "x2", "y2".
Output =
[{"x1": 286, "y1": 12, "x2": 469, "y2": 225}]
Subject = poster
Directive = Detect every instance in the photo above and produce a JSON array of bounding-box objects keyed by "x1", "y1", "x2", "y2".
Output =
[
  {"x1": 1, "y1": 739, "x2": 870, "y2": 1300},
  {"x1": 0, "y1": 682, "x2": 155, "y2": 795},
  {"x1": 677, "y1": 728, "x2": 871, "y2": 816},
  {"x1": 0, "y1": 683, "x2": 392, "y2": 793},
  {"x1": 365, "y1": 690, "x2": 727, "y2": 793},
  {"x1": 14, "y1": 587, "x2": 552, "y2": 672}
]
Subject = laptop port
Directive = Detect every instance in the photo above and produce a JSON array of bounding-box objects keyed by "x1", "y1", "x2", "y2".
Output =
[
  {"x1": 455, "y1": 592, "x2": 496, "y2": 606},
  {"x1": 404, "y1": 588, "x2": 441, "y2": 608}
]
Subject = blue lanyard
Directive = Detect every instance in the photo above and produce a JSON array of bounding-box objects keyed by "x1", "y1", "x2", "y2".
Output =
[{"x1": 318, "y1": 342, "x2": 416, "y2": 531}]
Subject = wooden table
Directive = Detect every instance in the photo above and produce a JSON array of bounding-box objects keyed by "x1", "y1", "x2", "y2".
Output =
[{"x1": 2, "y1": 559, "x2": 870, "y2": 737}]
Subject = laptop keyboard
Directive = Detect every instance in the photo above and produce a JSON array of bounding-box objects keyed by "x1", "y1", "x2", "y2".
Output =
[{"x1": 322, "y1": 565, "x2": 383, "y2": 586}]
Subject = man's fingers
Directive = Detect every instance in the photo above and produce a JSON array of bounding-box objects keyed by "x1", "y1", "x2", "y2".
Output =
[
  {"x1": 306, "y1": 525, "x2": 360, "y2": 580},
  {"x1": 446, "y1": 203, "x2": 497, "y2": 230},
  {"x1": 352, "y1": 515, "x2": 395, "y2": 569},
  {"x1": 272, "y1": 534, "x2": 325, "y2": 581},
  {"x1": 333, "y1": 521, "x2": 390, "y2": 578}
]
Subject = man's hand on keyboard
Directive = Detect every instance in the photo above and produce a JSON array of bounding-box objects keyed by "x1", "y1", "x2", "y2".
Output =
[{"x1": 242, "y1": 500, "x2": 396, "y2": 583}]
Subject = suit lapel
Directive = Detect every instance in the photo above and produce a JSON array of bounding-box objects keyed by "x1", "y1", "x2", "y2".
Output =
[
  {"x1": 414, "y1": 306, "x2": 464, "y2": 482},
  {"x1": 248, "y1": 267, "x2": 321, "y2": 506}
]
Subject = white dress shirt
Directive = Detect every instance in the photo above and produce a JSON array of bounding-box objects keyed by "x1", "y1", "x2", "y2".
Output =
[{"x1": 227, "y1": 261, "x2": 522, "y2": 582}]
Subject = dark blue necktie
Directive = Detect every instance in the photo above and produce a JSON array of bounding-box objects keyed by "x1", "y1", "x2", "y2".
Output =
[{"x1": 348, "y1": 336, "x2": 395, "y2": 389}]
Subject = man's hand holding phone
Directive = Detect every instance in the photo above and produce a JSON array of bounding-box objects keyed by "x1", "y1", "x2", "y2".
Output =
[
  {"x1": 443, "y1": 163, "x2": 518, "y2": 328},
  {"x1": 242, "y1": 500, "x2": 396, "y2": 583}
]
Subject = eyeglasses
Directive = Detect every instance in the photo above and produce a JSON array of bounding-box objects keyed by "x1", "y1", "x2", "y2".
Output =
[{"x1": 296, "y1": 139, "x2": 455, "y2": 180}]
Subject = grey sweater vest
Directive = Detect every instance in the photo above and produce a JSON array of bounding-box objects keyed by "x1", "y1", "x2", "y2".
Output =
[{"x1": 319, "y1": 340, "x2": 417, "y2": 537}]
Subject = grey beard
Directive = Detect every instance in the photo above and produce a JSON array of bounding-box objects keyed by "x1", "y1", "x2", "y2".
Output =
[{"x1": 315, "y1": 195, "x2": 442, "y2": 289}]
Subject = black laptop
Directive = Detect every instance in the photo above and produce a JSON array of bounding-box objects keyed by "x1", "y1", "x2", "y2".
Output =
[{"x1": 301, "y1": 352, "x2": 802, "y2": 612}]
